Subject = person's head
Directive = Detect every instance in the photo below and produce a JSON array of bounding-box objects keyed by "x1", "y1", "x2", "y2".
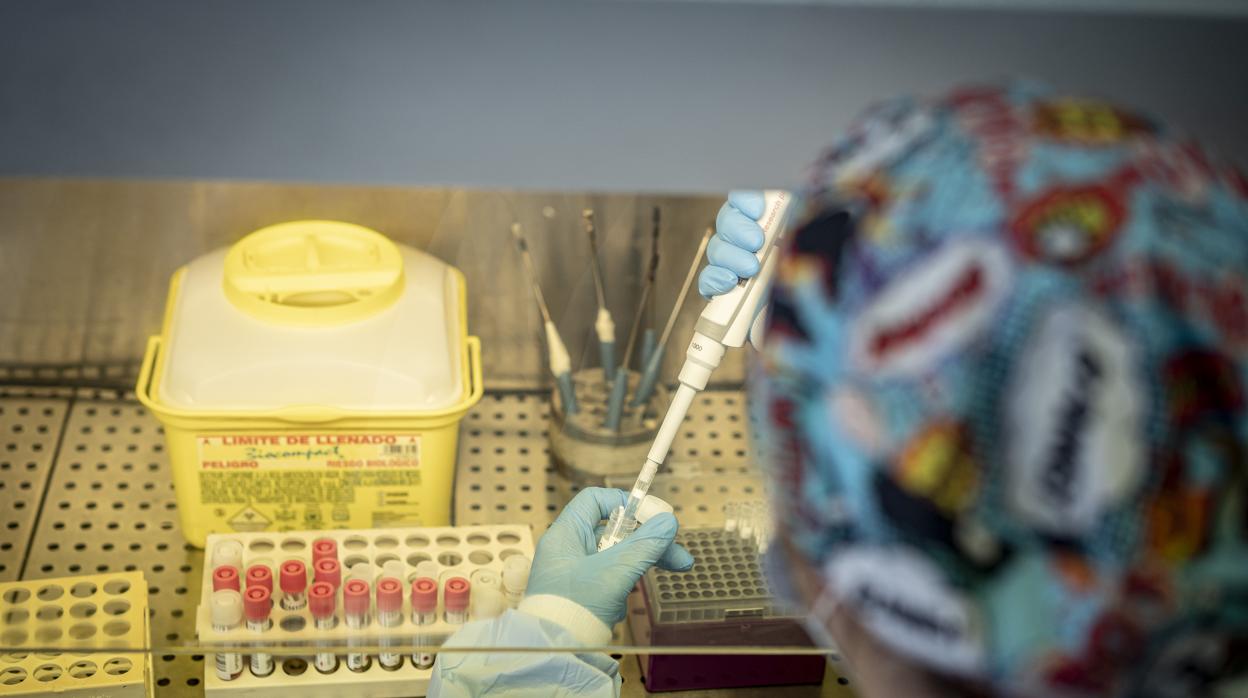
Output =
[{"x1": 755, "y1": 81, "x2": 1248, "y2": 697}]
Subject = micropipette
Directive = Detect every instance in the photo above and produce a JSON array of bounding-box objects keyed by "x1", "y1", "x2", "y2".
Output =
[
  {"x1": 629, "y1": 226, "x2": 713, "y2": 409},
  {"x1": 584, "y1": 210, "x2": 617, "y2": 383},
  {"x1": 599, "y1": 191, "x2": 793, "y2": 551},
  {"x1": 512, "y1": 222, "x2": 579, "y2": 414},
  {"x1": 619, "y1": 206, "x2": 661, "y2": 373},
  {"x1": 606, "y1": 206, "x2": 662, "y2": 430}
]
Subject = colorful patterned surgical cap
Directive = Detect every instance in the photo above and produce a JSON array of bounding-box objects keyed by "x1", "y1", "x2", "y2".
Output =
[{"x1": 754, "y1": 81, "x2": 1248, "y2": 696}]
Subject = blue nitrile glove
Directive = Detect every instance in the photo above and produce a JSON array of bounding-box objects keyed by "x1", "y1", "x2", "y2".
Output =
[
  {"x1": 527, "y1": 488, "x2": 694, "y2": 626},
  {"x1": 698, "y1": 190, "x2": 766, "y2": 298}
]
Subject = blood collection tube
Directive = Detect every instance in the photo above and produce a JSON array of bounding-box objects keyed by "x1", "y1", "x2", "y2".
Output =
[
  {"x1": 314, "y1": 557, "x2": 342, "y2": 590},
  {"x1": 376, "y1": 577, "x2": 404, "y2": 670},
  {"x1": 410, "y1": 577, "x2": 437, "y2": 670},
  {"x1": 309, "y1": 581, "x2": 338, "y2": 674},
  {"x1": 213, "y1": 540, "x2": 243, "y2": 570},
  {"x1": 502, "y1": 556, "x2": 531, "y2": 608},
  {"x1": 343, "y1": 578, "x2": 372, "y2": 672},
  {"x1": 312, "y1": 537, "x2": 338, "y2": 564},
  {"x1": 246, "y1": 564, "x2": 273, "y2": 594},
  {"x1": 244, "y1": 586, "x2": 274, "y2": 677},
  {"x1": 280, "y1": 559, "x2": 307, "y2": 611},
  {"x1": 444, "y1": 577, "x2": 470, "y2": 625},
  {"x1": 211, "y1": 589, "x2": 244, "y2": 681},
  {"x1": 212, "y1": 565, "x2": 240, "y2": 592}
]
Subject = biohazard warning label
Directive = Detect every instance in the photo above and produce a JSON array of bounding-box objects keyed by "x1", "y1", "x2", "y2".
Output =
[
  {"x1": 195, "y1": 433, "x2": 425, "y2": 532},
  {"x1": 198, "y1": 433, "x2": 421, "y2": 470}
]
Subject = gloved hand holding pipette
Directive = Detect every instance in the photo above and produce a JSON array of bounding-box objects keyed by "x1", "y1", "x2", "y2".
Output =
[
  {"x1": 599, "y1": 190, "x2": 793, "y2": 552},
  {"x1": 699, "y1": 191, "x2": 769, "y2": 298}
]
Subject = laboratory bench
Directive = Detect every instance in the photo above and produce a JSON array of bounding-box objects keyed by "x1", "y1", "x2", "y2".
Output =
[{"x1": 0, "y1": 381, "x2": 853, "y2": 697}]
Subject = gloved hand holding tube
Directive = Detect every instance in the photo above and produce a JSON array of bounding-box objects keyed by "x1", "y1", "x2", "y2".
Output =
[{"x1": 526, "y1": 488, "x2": 693, "y2": 628}]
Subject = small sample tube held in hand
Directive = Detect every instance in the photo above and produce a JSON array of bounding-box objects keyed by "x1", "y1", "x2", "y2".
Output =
[
  {"x1": 309, "y1": 581, "x2": 338, "y2": 674},
  {"x1": 343, "y1": 578, "x2": 372, "y2": 672},
  {"x1": 244, "y1": 586, "x2": 274, "y2": 677},
  {"x1": 410, "y1": 577, "x2": 438, "y2": 669},
  {"x1": 211, "y1": 589, "x2": 244, "y2": 681},
  {"x1": 279, "y1": 560, "x2": 307, "y2": 611}
]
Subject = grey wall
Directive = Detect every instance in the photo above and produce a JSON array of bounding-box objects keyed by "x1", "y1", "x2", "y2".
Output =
[
  {"x1": 2, "y1": 1, "x2": 1246, "y2": 192},
  {"x1": 0, "y1": 179, "x2": 726, "y2": 389}
]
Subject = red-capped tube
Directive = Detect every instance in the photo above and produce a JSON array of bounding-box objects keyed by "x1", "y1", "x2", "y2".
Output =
[
  {"x1": 314, "y1": 558, "x2": 342, "y2": 590},
  {"x1": 279, "y1": 560, "x2": 307, "y2": 612},
  {"x1": 444, "y1": 577, "x2": 470, "y2": 624},
  {"x1": 213, "y1": 565, "x2": 240, "y2": 592},
  {"x1": 308, "y1": 581, "x2": 337, "y2": 674},
  {"x1": 411, "y1": 578, "x2": 437, "y2": 613},
  {"x1": 244, "y1": 586, "x2": 274, "y2": 677},
  {"x1": 343, "y1": 579, "x2": 371, "y2": 618},
  {"x1": 342, "y1": 578, "x2": 371, "y2": 672},
  {"x1": 375, "y1": 577, "x2": 403, "y2": 670},
  {"x1": 244, "y1": 586, "x2": 271, "y2": 622},
  {"x1": 376, "y1": 578, "x2": 402, "y2": 614},
  {"x1": 246, "y1": 564, "x2": 273, "y2": 593},
  {"x1": 311, "y1": 538, "x2": 338, "y2": 564},
  {"x1": 410, "y1": 577, "x2": 438, "y2": 669},
  {"x1": 309, "y1": 581, "x2": 336, "y2": 620}
]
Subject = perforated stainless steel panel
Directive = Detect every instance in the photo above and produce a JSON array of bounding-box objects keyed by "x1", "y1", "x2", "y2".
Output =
[
  {"x1": 453, "y1": 391, "x2": 756, "y2": 530},
  {"x1": 15, "y1": 391, "x2": 209, "y2": 694},
  {"x1": 0, "y1": 395, "x2": 69, "y2": 582},
  {"x1": 1, "y1": 386, "x2": 851, "y2": 696}
]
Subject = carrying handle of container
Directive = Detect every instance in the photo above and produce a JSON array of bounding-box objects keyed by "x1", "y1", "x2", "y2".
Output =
[
  {"x1": 136, "y1": 334, "x2": 485, "y2": 422},
  {"x1": 135, "y1": 335, "x2": 164, "y2": 415}
]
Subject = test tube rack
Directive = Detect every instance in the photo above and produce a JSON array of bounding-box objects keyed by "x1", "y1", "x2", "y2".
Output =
[
  {"x1": 197, "y1": 525, "x2": 534, "y2": 698},
  {"x1": 627, "y1": 528, "x2": 825, "y2": 692},
  {"x1": 0, "y1": 572, "x2": 152, "y2": 697}
]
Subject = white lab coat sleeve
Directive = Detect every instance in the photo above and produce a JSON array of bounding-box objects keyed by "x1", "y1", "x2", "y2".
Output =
[{"x1": 429, "y1": 596, "x2": 620, "y2": 698}]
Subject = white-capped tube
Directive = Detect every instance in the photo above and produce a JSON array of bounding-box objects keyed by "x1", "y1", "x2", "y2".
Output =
[
  {"x1": 382, "y1": 560, "x2": 405, "y2": 583},
  {"x1": 414, "y1": 561, "x2": 439, "y2": 582},
  {"x1": 470, "y1": 569, "x2": 501, "y2": 592},
  {"x1": 212, "y1": 540, "x2": 244, "y2": 571},
  {"x1": 211, "y1": 589, "x2": 243, "y2": 681},
  {"x1": 470, "y1": 585, "x2": 507, "y2": 621},
  {"x1": 636, "y1": 495, "x2": 674, "y2": 523},
  {"x1": 502, "y1": 556, "x2": 531, "y2": 608}
]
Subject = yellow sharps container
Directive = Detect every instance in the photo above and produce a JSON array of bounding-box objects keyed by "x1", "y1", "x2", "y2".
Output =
[{"x1": 137, "y1": 221, "x2": 482, "y2": 547}]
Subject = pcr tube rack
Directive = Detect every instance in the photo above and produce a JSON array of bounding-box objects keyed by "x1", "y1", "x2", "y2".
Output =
[
  {"x1": 0, "y1": 572, "x2": 152, "y2": 697},
  {"x1": 627, "y1": 528, "x2": 824, "y2": 692}
]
